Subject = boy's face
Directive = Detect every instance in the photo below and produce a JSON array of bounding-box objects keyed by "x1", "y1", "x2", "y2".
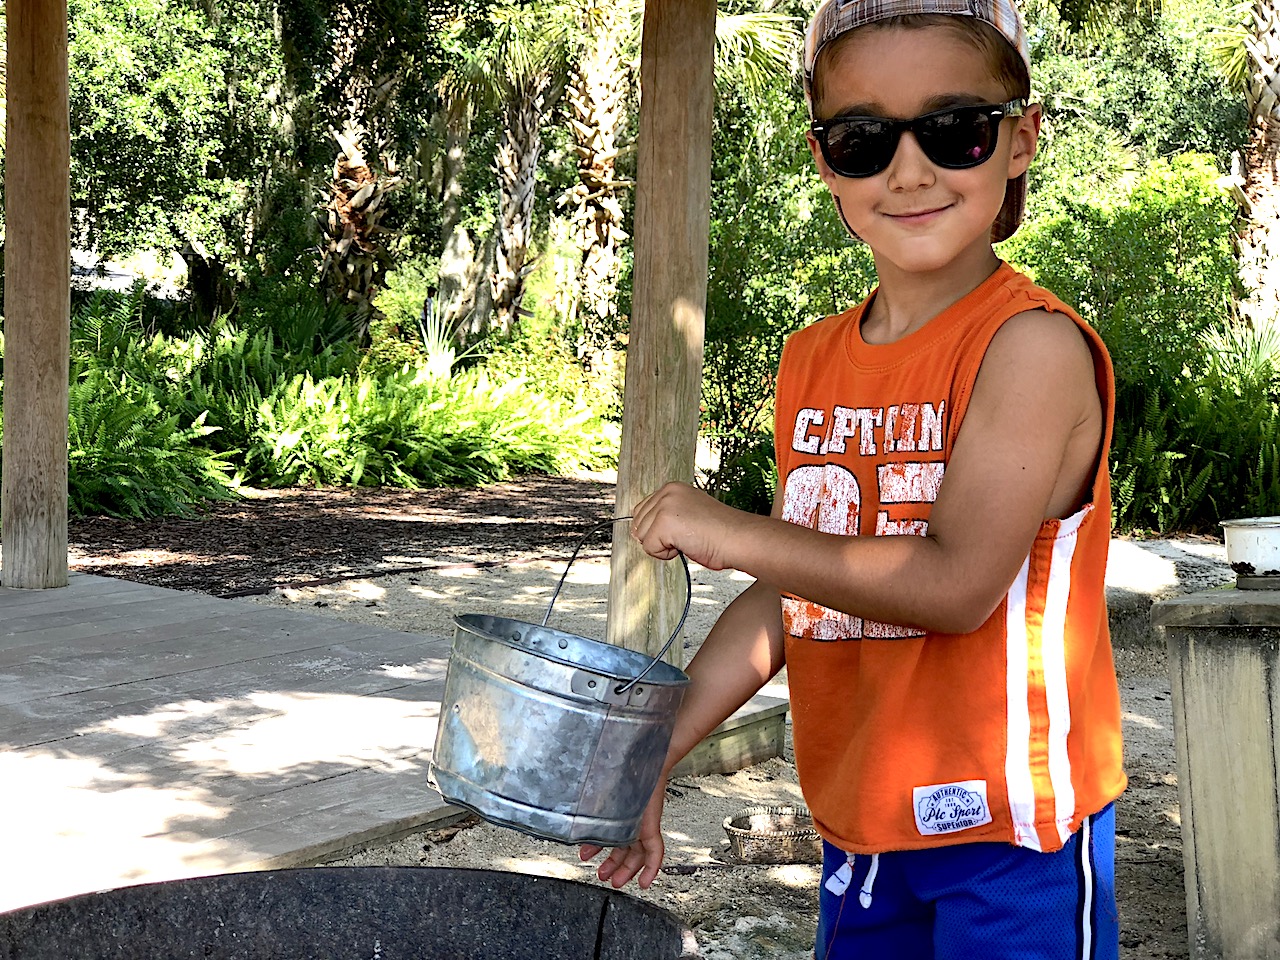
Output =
[{"x1": 806, "y1": 24, "x2": 1041, "y2": 276}]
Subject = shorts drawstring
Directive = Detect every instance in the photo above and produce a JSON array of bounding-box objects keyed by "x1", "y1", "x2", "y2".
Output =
[
  {"x1": 824, "y1": 851, "x2": 879, "y2": 909},
  {"x1": 824, "y1": 851, "x2": 856, "y2": 896},
  {"x1": 858, "y1": 853, "x2": 879, "y2": 909}
]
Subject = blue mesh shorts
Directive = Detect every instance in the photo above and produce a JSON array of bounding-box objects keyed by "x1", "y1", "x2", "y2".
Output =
[{"x1": 815, "y1": 804, "x2": 1117, "y2": 960}]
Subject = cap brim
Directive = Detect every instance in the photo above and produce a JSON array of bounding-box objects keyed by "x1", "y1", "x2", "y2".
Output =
[{"x1": 993, "y1": 172, "x2": 1025, "y2": 243}]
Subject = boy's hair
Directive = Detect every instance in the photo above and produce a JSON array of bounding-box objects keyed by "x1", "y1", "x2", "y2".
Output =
[
  {"x1": 803, "y1": 0, "x2": 1035, "y2": 243},
  {"x1": 809, "y1": 15, "x2": 1030, "y2": 118}
]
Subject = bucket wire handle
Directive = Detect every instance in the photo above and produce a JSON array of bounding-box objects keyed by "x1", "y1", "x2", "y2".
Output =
[{"x1": 542, "y1": 516, "x2": 692, "y2": 696}]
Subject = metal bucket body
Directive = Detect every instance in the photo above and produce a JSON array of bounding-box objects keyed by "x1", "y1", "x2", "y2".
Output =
[{"x1": 431, "y1": 613, "x2": 690, "y2": 846}]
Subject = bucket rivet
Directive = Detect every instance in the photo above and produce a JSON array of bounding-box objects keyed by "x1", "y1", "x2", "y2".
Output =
[
  {"x1": 512, "y1": 632, "x2": 522, "y2": 642},
  {"x1": 558, "y1": 639, "x2": 568, "y2": 649},
  {"x1": 588, "y1": 679, "x2": 597, "y2": 688}
]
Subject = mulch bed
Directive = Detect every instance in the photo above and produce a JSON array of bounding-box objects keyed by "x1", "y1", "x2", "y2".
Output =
[{"x1": 66, "y1": 475, "x2": 618, "y2": 597}]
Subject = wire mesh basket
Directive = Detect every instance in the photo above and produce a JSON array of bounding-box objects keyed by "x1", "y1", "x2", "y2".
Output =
[{"x1": 722, "y1": 804, "x2": 822, "y2": 865}]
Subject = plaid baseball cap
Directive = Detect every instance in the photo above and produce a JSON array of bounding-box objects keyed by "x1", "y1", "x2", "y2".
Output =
[{"x1": 804, "y1": 0, "x2": 1033, "y2": 243}]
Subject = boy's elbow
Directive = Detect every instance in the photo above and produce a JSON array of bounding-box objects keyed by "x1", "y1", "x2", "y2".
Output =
[{"x1": 924, "y1": 590, "x2": 1004, "y2": 636}]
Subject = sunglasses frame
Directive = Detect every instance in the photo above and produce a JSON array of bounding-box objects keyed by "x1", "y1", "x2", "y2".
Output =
[{"x1": 811, "y1": 99, "x2": 1029, "y2": 179}]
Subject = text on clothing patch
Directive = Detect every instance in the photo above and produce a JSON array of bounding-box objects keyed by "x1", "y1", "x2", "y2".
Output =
[{"x1": 913, "y1": 781, "x2": 993, "y2": 836}]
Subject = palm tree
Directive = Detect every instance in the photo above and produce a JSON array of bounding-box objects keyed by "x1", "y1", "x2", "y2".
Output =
[
  {"x1": 434, "y1": 16, "x2": 497, "y2": 340},
  {"x1": 560, "y1": 5, "x2": 800, "y2": 354},
  {"x1": 561, "y1": 0, "x2": 632, "y2": 339},
  {"x1": 432, "y1": 2, "x2": 573, "y2": 341},
  {"x1": 1217, "y1": 0, "x2": 1280, "y2": 330},
  {"x1": 486, "y1": 4, "x2": 575, "y2": 336},
  {"x1": 318, "y1": 125, "x2": 402, "y2": 333}
]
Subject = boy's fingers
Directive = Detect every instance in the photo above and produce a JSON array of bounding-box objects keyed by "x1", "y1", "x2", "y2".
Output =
[
  {"x1": 608, "y1": 846, "x2": 648, "y2": 888},
  {"x1": 578, "y1": 843, "x2": 603, "y2": 861}
]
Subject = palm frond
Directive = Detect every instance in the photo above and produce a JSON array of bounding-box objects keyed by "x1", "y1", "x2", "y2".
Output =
[
  {"x1": 1210, "y1": 1, "x2": 1252, "y2": 93},
  {"x1": 714, "y1": 12, "x2": 802, "y2": 97}
]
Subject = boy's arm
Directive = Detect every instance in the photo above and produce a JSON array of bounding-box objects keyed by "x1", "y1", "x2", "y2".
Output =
[
  {"x1": 633, "y1": 309, "x2": 1103, "y2": 635},
  {"x1": 581, "y1": 518, "x2": 787, "y2": 889}
]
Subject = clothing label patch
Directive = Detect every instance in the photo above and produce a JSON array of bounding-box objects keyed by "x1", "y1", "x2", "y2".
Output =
[{"x1": 913, "y1": 780, "x2": 993, "y2": 836}]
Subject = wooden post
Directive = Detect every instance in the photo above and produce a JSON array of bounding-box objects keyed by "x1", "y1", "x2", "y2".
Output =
[
  {"x1": 2, "y1": 0, "x2": 71, "y2": 588},
  {"x1": 606, "y1": 0, "x2": 715, "y2": 660}
]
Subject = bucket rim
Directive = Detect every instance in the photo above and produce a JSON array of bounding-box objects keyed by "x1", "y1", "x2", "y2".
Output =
[{"x1": 452, "y1": 612, "x2": 691, "y2": 687}]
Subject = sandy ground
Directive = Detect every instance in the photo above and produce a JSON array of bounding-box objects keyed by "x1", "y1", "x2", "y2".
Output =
[{"x1": 235, "y1": 542, "x2": 1229, "y2": 959}]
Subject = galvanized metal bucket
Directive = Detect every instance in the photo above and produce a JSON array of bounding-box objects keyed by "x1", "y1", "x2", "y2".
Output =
[{"x1": 430, "y1": 519, "x2": 691, "y2": 847}]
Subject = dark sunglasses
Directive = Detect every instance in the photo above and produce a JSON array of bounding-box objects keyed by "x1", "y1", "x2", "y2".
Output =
[{"x1": 811, "y1": 99, "x2": 1028, "y2": 179}]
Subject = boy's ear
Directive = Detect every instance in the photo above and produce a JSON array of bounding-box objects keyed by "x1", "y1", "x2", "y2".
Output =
[
  {"x1": 1006, "y1": 103, "x2": 1043, "y2": 180},
  {"x1": 806, "y1": 130, "x2": 841, "y2": 193}
]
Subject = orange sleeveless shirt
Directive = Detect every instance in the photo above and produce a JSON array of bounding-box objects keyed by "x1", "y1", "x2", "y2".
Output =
[{"x1": 775, "y1": 263, "x2": 1126, "y2": 854}]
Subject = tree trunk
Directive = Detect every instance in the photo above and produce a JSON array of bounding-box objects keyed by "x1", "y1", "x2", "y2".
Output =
[
  {"x1": 457, "y1": 227, "x2": 498, "y2": 343},
  {"x1": 179, "y1": 240, "x2": 235, "y2": 323},
  {"x1": 1240, "y1": 0, "x2": 1280, "y2": 331},
  {"x1": 318, "y1": 124, "x2": 402, "y2": 339},
  {"x1": 563, "y1": 1, "x2": 631, "y2": 349},
  {"x1": 438, "y1": 91, "x2": 476, "y2": 339},
  {"x1": 491, "y1": 74, "x2": 552, "y2": 336}
]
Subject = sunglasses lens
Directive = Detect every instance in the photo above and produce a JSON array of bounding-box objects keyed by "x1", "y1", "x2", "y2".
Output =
[
  {"x1": 918, "y1": 108, "x2": 997, "y2": 169},
  {"x1": 817, "y1": 104, "x2": 1011, "y2": 177},
  {"x1": 824, "y1": 118, "x2": 898, "y2": 178}
]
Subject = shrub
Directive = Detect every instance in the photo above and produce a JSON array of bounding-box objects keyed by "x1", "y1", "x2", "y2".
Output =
[
  {"x1": 247, "y1": 365, "x2": 617, "y2": 488},
  {"x1": 1008, "y1": 154, "x2": 1276, "y2": 532},
  {"x1": 65, "y1": 369, "x2": 236, "y2": 517}
]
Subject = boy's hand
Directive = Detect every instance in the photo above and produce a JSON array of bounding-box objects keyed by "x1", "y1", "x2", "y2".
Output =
[
  {"x1": 631, "y1": 482, "x2": 749, "y2": 571},
  {"x1": 578, "y1": 777, "x2": 667, "y2": 889}
]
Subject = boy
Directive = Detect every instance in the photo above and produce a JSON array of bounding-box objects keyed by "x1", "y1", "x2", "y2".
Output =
[{"x1": 581, "y1": 1, "x2": 1126, "y2": 956}]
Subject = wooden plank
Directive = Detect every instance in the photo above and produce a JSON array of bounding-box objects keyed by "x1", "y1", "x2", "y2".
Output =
[
  {"x1": 0, "y1": 573, "x2": 158, "y2": 613},
  {"x1": 0, "y1": 605, "x2": 290, "y2": 665},
  {"x1": 1, "y1": 0, "x2": 71, "y2": 589},
  {"x1": 0, "y1": 592, "x2": 235, "y2": 639},
  {"x1": 0, "y1": 616, "x2": 409, "y2": 705},
  {"x1": 606, "y1": 0, "x2": 716, "y2": 660},
  {"x1": 673, "y1": 695, "x2": 789, "y2": 777},
  {"x1": 1162, "y1": 623, "x2": 1201, "y2": 951},
  {"x1": 1, "y1": 633, "x2": 449, "y2": 749},
  {"x1": 12, "y1": 672, "x2": 444, "y2": 770},
  {"x1": 107, "y1": 690, "x2": 442, "y2": 810},
  {"x1": 1176, "y1": 630, "x2": 1280, "y2": 956},
  {"x1": 154, "y1": 760, "x2": 454, "y2": 873}
]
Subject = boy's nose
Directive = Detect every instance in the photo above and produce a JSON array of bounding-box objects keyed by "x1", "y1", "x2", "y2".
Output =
[{"x1": 886, "y1": 131, "x2": 936, "y2": 190}]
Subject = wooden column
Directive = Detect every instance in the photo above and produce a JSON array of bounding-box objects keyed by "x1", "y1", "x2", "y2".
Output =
[
  {"x1": 607, "y1": 0, "x2": 715, "y2": 660},
  {"x1": 2, "y1": 0, "x2": 71, "y2": 588}
]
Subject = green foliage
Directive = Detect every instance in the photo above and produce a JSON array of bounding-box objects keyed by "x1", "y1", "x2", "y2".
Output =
[
  {"x1": 32, "y1": 282, "x2": 617, "y2": 517},
  {"x1": 1029, "y1": 6, "x2": 1248, "y2": 186},
  {"x1": 248, "y1": 366, "x2": 614, "y2": 487},
  {"x1": 66, "y1": 0, "x2": 235, "y2": 258},
  {"x1": 485, "y1": 318, "x2": 624, "y2": 422},
  {"x1": 1007, "y1": 154, "x2": 1279, "y2": 532},
  {"x1": 1006, "y1": 154, "x2": 1239, "y2": 395},
  {"x1": 713, "y1": 434, "x2": 779, "y2": 516},
  {"x1": 66, "y1": 370, "x2": 237, "y2": 518},
  {"x1": 365, "y1": 261, "x2": 483, "y2": 379}
]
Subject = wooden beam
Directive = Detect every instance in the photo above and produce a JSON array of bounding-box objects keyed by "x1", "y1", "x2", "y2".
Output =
[
  {"x1": 607, "y1": 0, "x2": 715, "y2": 660},
  {"x1": 2, "y1": 0, "x2": 72, "y2": 588}
]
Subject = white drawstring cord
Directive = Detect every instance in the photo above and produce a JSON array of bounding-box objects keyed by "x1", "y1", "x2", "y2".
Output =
[
  {"x1": 824, "y1": 851, "x2": 856, "y2": 896},
  {"x1": 858, "y1": 852, "x2": 880, "y2": 909}
]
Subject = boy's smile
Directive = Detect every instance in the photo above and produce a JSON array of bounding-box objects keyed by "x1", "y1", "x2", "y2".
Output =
[{"x1": 806, "y1": 25, "x2": 1041, "y2": 286}]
